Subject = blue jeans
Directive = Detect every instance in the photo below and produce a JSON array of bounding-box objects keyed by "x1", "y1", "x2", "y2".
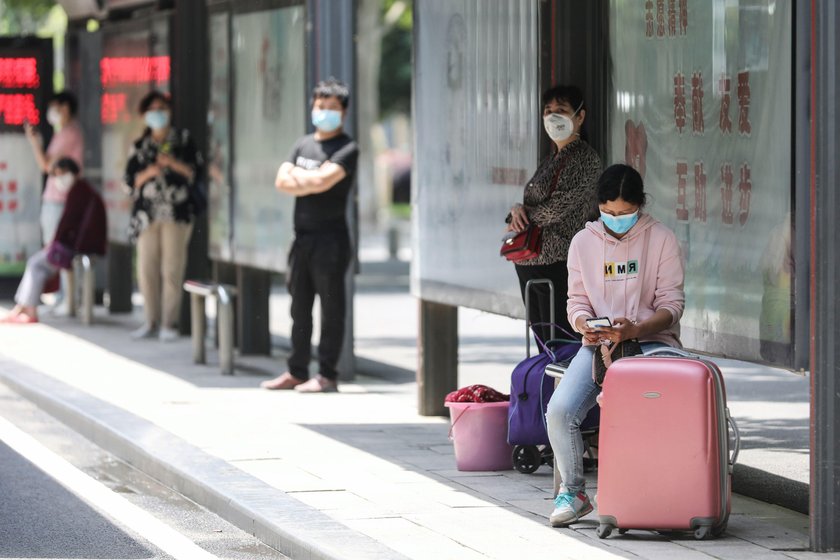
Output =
[{"x1": 546, "y1": 341, "x2": 668, "y2": 494}]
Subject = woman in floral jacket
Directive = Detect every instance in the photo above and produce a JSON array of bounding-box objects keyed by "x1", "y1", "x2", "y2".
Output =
[{"x1": 125, "y1": 90, "x2": 203, "y2": 342}]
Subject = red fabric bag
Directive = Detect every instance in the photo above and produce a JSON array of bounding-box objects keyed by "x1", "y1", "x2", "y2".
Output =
[
  {"x1": 500, "y1": 225, "x2": 543, "y2": 263},
  {"x1": 445, "y1": 384, "x2": 509, "y2": 403}
]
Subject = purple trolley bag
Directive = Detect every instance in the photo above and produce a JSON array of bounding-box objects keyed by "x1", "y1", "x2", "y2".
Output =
[{"x1": 508, "y1": 279, "x2": 581, "y2": 473}]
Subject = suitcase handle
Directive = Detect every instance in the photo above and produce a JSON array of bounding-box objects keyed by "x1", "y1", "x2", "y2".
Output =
[
  {"x1": 524, "y1": 279, "x2": 555, "y2": 357},
  {"x1": 643, "y1": 346, "x2": 699, "y2": 359},
  {"x1": 726, "y1": 407, "x2": 741, "y2": 472}
]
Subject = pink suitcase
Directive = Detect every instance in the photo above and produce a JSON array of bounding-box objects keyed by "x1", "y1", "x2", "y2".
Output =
[{"x1": 595, "y1": 348, "x2": 740, "y2": 540}]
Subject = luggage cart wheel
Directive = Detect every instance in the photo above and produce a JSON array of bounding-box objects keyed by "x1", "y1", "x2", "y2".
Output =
[
  {"x1": 694, "y1": 526, "x2": 712, "y2": 540},
  {"x1": 512, "y1": 445, "x2": 541, "y2": 474},
  {"x1": 596, "y1": 524, "x2": 613, "y2": 539}
]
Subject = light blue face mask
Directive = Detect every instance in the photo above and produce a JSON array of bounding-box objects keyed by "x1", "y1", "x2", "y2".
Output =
[
  {"x1": 311, "y1": 109, "x2": 343, "y2": 132},
  {"x1": 144, "y1": 110, "x2": 170, "y2": 131},
  {"x1": 601, "y1": 210, "x2": 639, "y2": 234}
]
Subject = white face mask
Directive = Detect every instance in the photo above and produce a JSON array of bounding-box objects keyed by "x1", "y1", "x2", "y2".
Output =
[
  {"x1": 47, "y1": 106, "x2": 61, "y2": 128},
  {"x1": 54, "y1": 173, "x2": 75, "y2": 193},
  {"x1": 543, "y1": 101, "x2": 584, "y2": 142}
]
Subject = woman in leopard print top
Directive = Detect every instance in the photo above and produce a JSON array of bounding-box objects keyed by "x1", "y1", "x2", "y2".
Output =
[{"x1": 506, "y1": 85, "x2": 602, "y2": 342}]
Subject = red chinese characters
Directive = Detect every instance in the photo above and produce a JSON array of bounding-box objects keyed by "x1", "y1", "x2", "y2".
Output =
[
  {"x1": 0, "y1": 178, "x2": 19, "y2": 214},
  {"x1": 691, "y1": 71, "x2": 704, "y2": 134},
  {"x1": 0, "y1": 58, "x2": 39, "y2": 88},
  {"x1": 737, "y1": 71, "x2": 752, "y2": 136},
  {"x1": 668, "y1": 0, "x2": 677, "y2": 36},
  {"x1": 738, "y1": 163, "x2": 752, "y2": 226},
  {"x1": 625, "y1": 120, "x2": 648, "y2": 178},
  {"x1": 0, "y1": 94, "x2": 39, "y2": 125},
  {"x1": 101, "y1": 93, "x2": 127, "y2": 125},
  {"x1": 719, "y1": 74, "x2": 732, "y2": 134},
  {"x1": 647, "y1": 0, "x2": 686, "y2": 38},
  {"x1": 720, "y1": 163, "x2": 734, "y2": 225},
  {"x1": 676, "y1": 161, "x2": 689, "y2": 221},
  {"x1": 657, "y1": 0, "x2": 666, "y2": 37},
  {"x1": 694, "y1": 161, "x2": 707, "y2": 223},
  {"x1": 100, "y1": 56, "x2": 170, "y2": 86},
  {"x1": 645, "y1": 0, "x2": 655, "y2": 37},
  {"x1": 674, "y1": 72, "x2": 686, "y2": 133}
]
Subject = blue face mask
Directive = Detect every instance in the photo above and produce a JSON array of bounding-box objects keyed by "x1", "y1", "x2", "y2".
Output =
[
  {"x1": 600, "y1": 210, "x2": 639, "y2": 234},
  {"x1": 311, "y1": 109, "x2": 343, "y2": 132},
  {"x1": 144, "y1": 110, "x2": 170, "y2": 131}
]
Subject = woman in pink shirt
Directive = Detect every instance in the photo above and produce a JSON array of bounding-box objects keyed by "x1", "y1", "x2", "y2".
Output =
[
  {"x1": 24, "y1": 91, "x2": 85, "y2": 244},
  {"x1": 545, "y1": 164, "x2": 685, "y2": 528}
]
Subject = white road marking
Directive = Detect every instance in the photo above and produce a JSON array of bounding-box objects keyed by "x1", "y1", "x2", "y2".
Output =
[{"x1": 0, "y1": 414, "x2": 218, "y2": 560}]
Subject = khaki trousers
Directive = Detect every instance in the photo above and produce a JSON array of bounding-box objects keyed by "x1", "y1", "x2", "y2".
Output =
[{"x1": 136, "y1": 221, "x2": 193, "y2": 329}]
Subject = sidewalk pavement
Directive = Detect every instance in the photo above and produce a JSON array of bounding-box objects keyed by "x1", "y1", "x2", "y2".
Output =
[{"x1": 0, "y1": 250, "x2": 821, "y2": 560}]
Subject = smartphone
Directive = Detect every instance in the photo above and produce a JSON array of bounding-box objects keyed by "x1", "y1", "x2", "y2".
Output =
[{"x1": 585, "y1": 317, "x2": 612, "y2": 330}]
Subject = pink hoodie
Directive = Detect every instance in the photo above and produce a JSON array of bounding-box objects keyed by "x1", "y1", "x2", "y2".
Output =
[{"x1": 566, "y1": 213, "x2": 685, "y2": 347}]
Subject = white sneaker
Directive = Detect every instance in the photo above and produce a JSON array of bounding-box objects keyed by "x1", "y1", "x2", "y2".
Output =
[
  {"x1": 131, "y1": 323, "x2": 158, "y2": 340},
  {"x1": 550, "y1": 490, "x2": 594, "y2": 527},
  {"x1": 159, "y1": 327, "x2": 179, "y2": 343}
]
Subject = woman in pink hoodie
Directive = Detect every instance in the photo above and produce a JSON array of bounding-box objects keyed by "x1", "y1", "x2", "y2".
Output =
[{"x1": 546, "y1": 164, "x2": 685, "y2": 528}]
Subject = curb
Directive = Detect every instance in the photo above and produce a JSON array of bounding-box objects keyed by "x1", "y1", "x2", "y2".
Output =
[
  {"x1": 733, "y1": 464, "x2": 809, "y2": 515},
  {"x1": 0, "y1": 357, "x2": 408, "y2": 560}
]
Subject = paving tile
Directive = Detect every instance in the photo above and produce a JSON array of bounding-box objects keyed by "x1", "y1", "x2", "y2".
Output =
[{"x1": 343, "y1": 517, "x2": 487, "y2": 560}]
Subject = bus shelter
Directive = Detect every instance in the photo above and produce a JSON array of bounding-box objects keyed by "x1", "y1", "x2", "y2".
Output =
[{"x1": 412, "y1": 0, "x2": 837, "y2": 550}]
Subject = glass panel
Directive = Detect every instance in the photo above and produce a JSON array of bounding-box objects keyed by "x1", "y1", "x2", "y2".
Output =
[
  {"x1": 208, "y1": 12, "x2": 232, "y2": 261},
  {"x1": 412, "y1": 0, "x2": 540, "y2": 316},
  {"x1": 231, "y1": 5, "x2": 305, "y2": 271},
  {"x1": 100, "y1": 22, "x2": 170, "y2": 244},
  {"x1": 607, "y1": 0, "x2": 793, "y2": 364}
]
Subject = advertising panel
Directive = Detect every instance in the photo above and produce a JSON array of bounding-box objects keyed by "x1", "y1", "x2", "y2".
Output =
[
  {"x1": 607, "y1": 0, "x2": 793, "y2": 364},
  {"x1": 101, "y1": 19, "x2": 170, "y2": 243},
  {"x1": 230, "y1": 5, "x2": 305, "y2": 271},
  {"x1": 207, "y1": 12, "x2": 232, "y2": 261},
  {"x1": 0, "y1": 39, "x2": 53, "y2": 276},
  {"x1": 412, "y1": 0, "x2": 540, "y2": 317}
]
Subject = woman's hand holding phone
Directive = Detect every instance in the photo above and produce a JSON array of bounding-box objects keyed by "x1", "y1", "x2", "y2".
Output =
[{"x1": 577, "y1": 316, "x2": 607, "y2": 344}]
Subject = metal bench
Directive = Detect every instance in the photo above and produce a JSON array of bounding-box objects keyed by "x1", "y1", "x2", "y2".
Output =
[
  {"x1": 183, "y1": 280, "x2": 237, "y2": 375},
  {"x1": 66, "y1": 254, "x2": 95, "y2": 325}
]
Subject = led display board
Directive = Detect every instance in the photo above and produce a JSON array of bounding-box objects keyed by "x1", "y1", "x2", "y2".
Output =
[{"x1": 0, "y1": 38, "x2": 53, "y2": 276}]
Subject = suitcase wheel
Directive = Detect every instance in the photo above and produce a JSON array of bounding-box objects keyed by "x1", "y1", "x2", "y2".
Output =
[
  {"x1": 512, "y1": 445, "x2": 541, "y2": 474},
  {"x1": 694, "y1": 525, "x2": 712, "y2": 540},
  {"x1": 596, "y1": 524, "x2": 614, "y2": 539},
  {"x1": 618, "y1": 528, "x2": 629, "y2": 535}
]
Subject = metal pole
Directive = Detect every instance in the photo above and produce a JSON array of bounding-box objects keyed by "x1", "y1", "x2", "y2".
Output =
[
  {"x1": 217, "y1": 286, "x2": 234, "y2": 376},
  {"x1": 80, "y1": 255, "x2": 94, "y2": 325},
  {"x1": 810, "y1": 0, "x2": 840, "y2": 551},
  {"x1": 190, "y1": 293, "x2": 206, "y2": 364},
  {"x1": 66, "y1": 264, "x2": 77, "y2": 318}
]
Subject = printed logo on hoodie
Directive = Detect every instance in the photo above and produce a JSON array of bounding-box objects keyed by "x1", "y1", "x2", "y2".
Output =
[{"x1": 604, "y1": 259, "x2": 640, "y2": 281}]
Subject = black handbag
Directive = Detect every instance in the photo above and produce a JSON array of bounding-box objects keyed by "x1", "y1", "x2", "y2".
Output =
[{"x1": 592, "y1": 339, "x2": 643, "y2": 386}]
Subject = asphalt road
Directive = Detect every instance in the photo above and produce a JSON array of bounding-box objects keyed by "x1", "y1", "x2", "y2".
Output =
[
  {"x1": 0, "y1": 440, "x2": 155, "y2": 559},
  {"x1": 0, "y1": 383, "x2": 290, "y2": 560}
]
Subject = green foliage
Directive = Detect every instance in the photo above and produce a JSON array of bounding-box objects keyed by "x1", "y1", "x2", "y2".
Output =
[
  {"x1": 0, "y1": 0, "x2": 57, "y2": 35},
  {"x1": 383, "y1": 0, "x2": 412, "y2": 29},
  {"x1": 379, "y1": 0, "x2": 412, "y2": 118}
]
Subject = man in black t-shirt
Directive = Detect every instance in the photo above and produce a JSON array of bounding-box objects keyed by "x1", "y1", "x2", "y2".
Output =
[{"x1": 261, "y1": 79, "x2": 359, "y2": 393}]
